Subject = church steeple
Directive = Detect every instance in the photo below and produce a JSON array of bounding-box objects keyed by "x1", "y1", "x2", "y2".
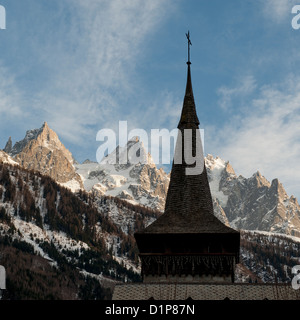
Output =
[
  {"x1": 144, "y1": 33, "x2": 219, "y2": 231},
  {"x1": 134, "y1": 33, "x2": 240, "y2": 284}
]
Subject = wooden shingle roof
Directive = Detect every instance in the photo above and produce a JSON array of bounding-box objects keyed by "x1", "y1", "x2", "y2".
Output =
[{"x1": 137, "y1": 63, "x2": 238, "y2": 235}]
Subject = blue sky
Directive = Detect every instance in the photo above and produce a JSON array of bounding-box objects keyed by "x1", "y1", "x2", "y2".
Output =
[{"x1": 1, "y1": 0, "x2": 300, "y2": 199}]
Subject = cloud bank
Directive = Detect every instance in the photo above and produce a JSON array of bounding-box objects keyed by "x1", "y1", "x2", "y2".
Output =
[{"x1": 214, "y1": 74, "x2": 300, "y2": 198}]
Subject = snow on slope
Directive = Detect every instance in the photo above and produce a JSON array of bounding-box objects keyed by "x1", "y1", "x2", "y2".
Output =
[
  {"x1": 205, "y1": 155, "x2": 229, "y2": 207},
  {"x1": 59, "y1": 178, "x2": 82, "y2": 193},
  {"x1": 0, "y1": 216, "x2": 90, "y2": 268},
  {"x1": 0, "y1": 150, "x2": 18, "y2": 166},
  {"x1": 74, "y1": 138, "x2": 169, "y2": 211},
  {"x1": 245, "y1": 229, "x2": 300, "y2": 244},
  {"x1": 99, "y1": 137, "x2": 155, "y2": 166},
  {"x1": 76, "y1": 162, "x2": 132, "y2": 193}
]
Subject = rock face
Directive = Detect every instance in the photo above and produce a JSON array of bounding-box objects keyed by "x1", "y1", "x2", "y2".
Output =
[
  {"x1": 5, "y1": 122, "x2": 83, "y2": 190},
  {"x1": 3, "y1": 136, "x2": 12, "y2": 154},
  {"x1": 76, "y1": 147, "x2": 300, "y2": 236},
  {"x1": 205, "y1": 155, "x2": 300, "y2": 237},
  {"x1": 76, "y1": 137, "x2": 170, "y2": 211}
]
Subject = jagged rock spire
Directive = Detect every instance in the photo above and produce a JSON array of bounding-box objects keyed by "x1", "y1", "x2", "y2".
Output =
[{"x1": 3, "y1": 136, "x2": 12, "y2": 154}]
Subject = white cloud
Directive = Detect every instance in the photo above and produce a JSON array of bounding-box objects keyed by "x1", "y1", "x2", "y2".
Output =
[
  {"x1": 262, "y1": 0, "x2": 298, "y2": 23},
  {"x1": 33, "y1": 0, "x2": 173, "y2": 145},
  {"x1": 131, "y1": 91, "x2": 182, "y2": 129},
  {"x1": 213, "y1": 75, "x2": 300, "y2": 198},
  {"x1": 0, "y1": 64, "x2": 23, "y2": 118},
  {"x1": 217, "y1": 75, "x2": 257, "y2": 110}
]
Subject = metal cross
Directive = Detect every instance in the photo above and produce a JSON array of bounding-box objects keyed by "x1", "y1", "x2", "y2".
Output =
[{"x1": 186, "y1": 31, "x2": 192, "y2": 63}]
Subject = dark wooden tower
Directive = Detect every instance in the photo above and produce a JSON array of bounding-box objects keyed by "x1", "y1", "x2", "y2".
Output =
[{"x1": 134, "y1": 34, "x2": 240, "y2": 283}]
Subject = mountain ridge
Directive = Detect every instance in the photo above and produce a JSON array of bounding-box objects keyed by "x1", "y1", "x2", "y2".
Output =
[{"x1": 2, "y1": 122, "x2": 300, "y2": 238}]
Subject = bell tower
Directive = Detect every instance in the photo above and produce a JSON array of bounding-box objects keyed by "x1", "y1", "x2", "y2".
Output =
[{"x1": 134, "y1": 32, "x2": 240, "y2": 284}]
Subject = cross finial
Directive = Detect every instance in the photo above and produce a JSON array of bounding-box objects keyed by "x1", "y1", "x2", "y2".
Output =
[{"x1": 186, "y1": 31, "x2": 192, "y2": 64}]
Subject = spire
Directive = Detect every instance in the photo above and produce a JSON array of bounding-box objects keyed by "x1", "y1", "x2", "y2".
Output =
[
  {"x1": 178, "y1": 62, "x2": 200, "y2": 128},
  {"x1": 178, "y1": 31, "x2": 199, "y2": 128},
  {"x1": 3, "y1": 137, "x2": 12, "y2": 154},
  {"x1": 138, "y1": 33, "x2": 234, "y2": 234},
  {"x1": 134, "y1": 34, "x2": 240, "y2": 284}
]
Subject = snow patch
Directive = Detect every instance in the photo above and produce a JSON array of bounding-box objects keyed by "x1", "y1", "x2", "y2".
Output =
[
  {"x1": 207, "y1": 156, "x2": 229, "y2": 207},
  {"x1": 0, "y1": 151, "x2": 18, "y2": 166},
  {"x1": 59, "y1": 178, "x2": 82, "y2": 192}
]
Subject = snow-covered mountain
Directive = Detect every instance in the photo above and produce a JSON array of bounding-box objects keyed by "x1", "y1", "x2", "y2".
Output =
[
  {"x1": 3, "y1": 123, "x2": 300, "y2": 238},
  {"x1": 75, "y1": 137, "x2": 170, "y2": 211},
  {"x1": 205, "y1": 155, "x2": 300, "y2": 237},
  {"x1": 3, "y1": 124, "x2": 169, "y2": 211},
  {"x1": 75, "y1": 145, "x2": 300, "y2": 237}
]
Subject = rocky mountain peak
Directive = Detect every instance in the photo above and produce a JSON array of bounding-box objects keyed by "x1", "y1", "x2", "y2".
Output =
[
  {"x1": 76, "y1": 137, "x2": 169, "y2": 211},
  {"x1": 205, "y1": 154, "x2": 223, "y2": 167},
  {"x1": 4, "y1": 125, "x2": 300, "y2": 238},
  {"x1": 225, "y1": 161, "x2": 235, "y2": 176},
  {"x1": 290, "y1": 195, "x2": 299, "y2": 206},
  {"x1": 100, "y1": 136, "x2": 155, "y2": 168},
  {"x1": 250, "y1": 171, "x2": 270, "y2": 188},
  {"x1": 270, "y1": 178, "x2": 288, "y2": 200},
  {"x1": 9, "y1": 127, "x2": 41, "y2": 156},
  {"x1": 82, "y1": 159, "x2": 96, "y2": 165},
  {"x1": 5, "y1": 122, "x2": 82, "y2": 189},
  {"x1": 3, "y1": 136, "x2": 12, "y2": 154}
]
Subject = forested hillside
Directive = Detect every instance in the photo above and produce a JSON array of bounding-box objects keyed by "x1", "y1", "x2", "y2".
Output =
[
  {"x1": 0, "y1": 162, "x2": 154, "y2": 299},
  {"x1": 1, "y1": 161, "x2": 300, "y2": 299},
  {"x1": 239, "y1": 231, "x2": 300, "y2": 283}
]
